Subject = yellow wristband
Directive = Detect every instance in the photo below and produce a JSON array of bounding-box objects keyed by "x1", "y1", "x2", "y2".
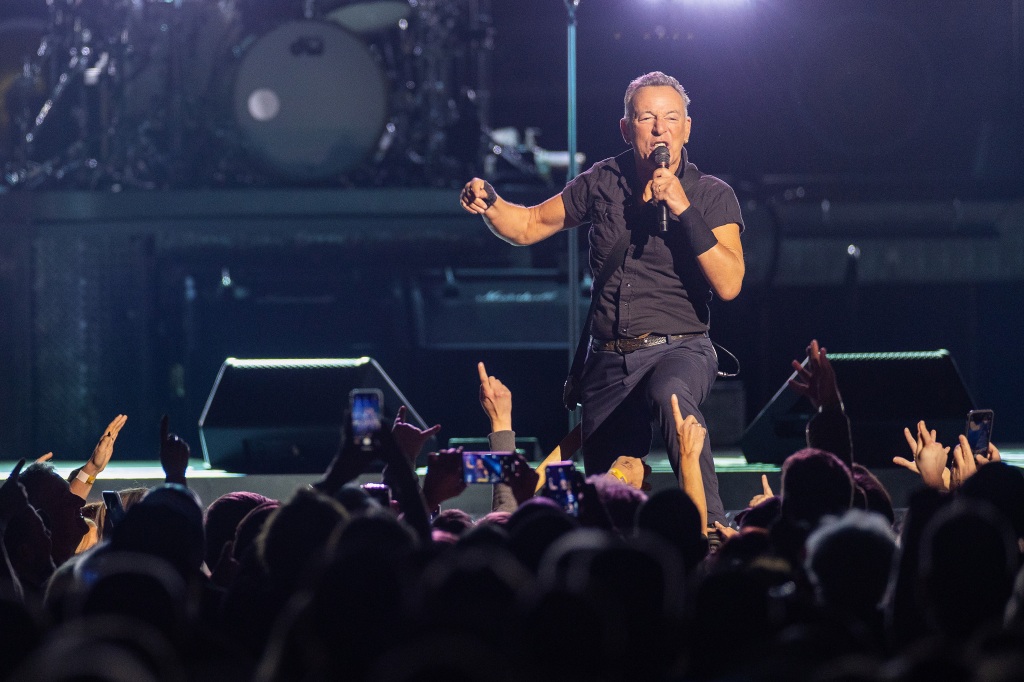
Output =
[
  {"x1": 609, "y1": 467, "x2": 628, "y2": 484},
  {"x1": 76, "y1": 470, "x2": 96, "y2": 485}
]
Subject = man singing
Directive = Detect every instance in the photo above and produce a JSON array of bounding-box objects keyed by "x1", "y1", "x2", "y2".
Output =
[{"x1": 460, "y1": 71, "x2": 744, "y2": 523}]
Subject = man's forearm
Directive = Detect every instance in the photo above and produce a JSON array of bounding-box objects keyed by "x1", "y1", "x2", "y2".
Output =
[
  {"x1": 680, "y1": 458, "x2": 708, "y2": 533},
  {"x1": 482, "y1": 201, "x2": 540, "y2": 246}
]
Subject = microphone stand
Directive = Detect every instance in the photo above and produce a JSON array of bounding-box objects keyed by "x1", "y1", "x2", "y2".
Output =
[{"x1": 565, "y1": 0, "x2": 581, "y2": 430}]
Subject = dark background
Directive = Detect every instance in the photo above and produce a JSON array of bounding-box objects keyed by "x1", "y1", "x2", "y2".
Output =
[
  {"x1": 487, "y1": 0, "x2": 1022, "y2": 198},
  {"x1": 1, "y1": 0, "x2": 1022, "y2": 463}
]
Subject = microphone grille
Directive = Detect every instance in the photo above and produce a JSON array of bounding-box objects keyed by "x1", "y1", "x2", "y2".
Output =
[{"x1": 653, "y1": 144, "x2": 671, "y2": 165}]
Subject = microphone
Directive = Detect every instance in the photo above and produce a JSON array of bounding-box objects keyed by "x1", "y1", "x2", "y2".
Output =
[{"x1": 653, "y1": 143, "x2": 671, "y2": 233}]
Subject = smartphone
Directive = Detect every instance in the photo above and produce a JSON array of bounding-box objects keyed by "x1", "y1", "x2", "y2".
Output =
[
  {"x1": 461, "y1": 451, "x2": 513, "y2": 484},
  {"x1": 542, "y1": 461, "x2": 580, "y2": 517},
  {"x1": 349, "y1": 388, "x2": 384, "y2": 450},
  {"x1": 361, "y1": 482, "x2": 392, "y2": 507},
  {"x1": 102, "y1": 490, "x2": 126, "y2": 530},
  {"x1": 965, "y1": 409, "x2": 994, "y2": 455}
]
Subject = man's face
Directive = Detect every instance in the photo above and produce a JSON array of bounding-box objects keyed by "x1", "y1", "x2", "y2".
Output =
[{"x1": 620, "y1": 85, "x2": 691, "y2": 169}]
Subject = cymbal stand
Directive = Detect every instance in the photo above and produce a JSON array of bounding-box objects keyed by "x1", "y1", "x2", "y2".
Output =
[{"x1": 7, "y1": 13, "x2": 108, "y2": 188}]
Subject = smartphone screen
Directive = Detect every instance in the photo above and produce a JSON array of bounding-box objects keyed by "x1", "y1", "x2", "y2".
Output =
[
  {"x1": 461, "y1": 451, "x2": 512, "y2": 484},
  {"x1": 542, "y1": 461, "x2": 580, "y2": 516},
  {"x1": 966, "y1": 409, "x2": 994, "y2": 455},
  {"x1": 350, "y1": 388, "x2": 384, "y2": 450}
]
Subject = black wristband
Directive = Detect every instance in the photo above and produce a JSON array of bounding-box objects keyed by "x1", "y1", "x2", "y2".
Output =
[
  {"x1": 483, "y1": 182, "x2": 498, "y2": 209},
  {"x1": 678, "y1": 208, "x2": 719, "y2": 256}
]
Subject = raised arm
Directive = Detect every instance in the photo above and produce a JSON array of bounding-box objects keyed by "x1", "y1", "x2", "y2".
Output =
[
  {"x1": 159, "y1": 415, "x2": 190, "y2": 486},
  {"x1": 460, "y1": 178, "x2": 572, "y2": 246},
  {"x1": 672, "y1": 394, "x2": 708, "y2": 533},
  {"x1": 69, "y1": 414, "x2": 128, "y2": 498}
]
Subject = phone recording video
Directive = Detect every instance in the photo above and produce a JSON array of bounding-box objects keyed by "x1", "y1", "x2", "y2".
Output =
[
  {"x1": 966, "y1": 409, "x2": 994, "y2": 455},
  {"x1": 542, "y1": 461, "x2": 581, "y2": 517},
  {"x1": 350, "y1": 388, "x2": 384, "y2": 451},
  {"x1": 461, "y1": 451, "x2": 513, "y2": 484}
]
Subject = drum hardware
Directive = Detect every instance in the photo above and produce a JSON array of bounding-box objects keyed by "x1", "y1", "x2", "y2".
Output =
[{"x1": 3, "y1": 0, "x2": 493, "y2": 189}]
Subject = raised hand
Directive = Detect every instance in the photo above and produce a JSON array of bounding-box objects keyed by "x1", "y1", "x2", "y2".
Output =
[
  {"x1": 504, "y1": 452, "x2": 540, "y2": 505},
  {"x1": 315, "y1": 409, "x2": 379, "y2": 495},
  {"x1": 978, "y1": 441, "x2": 1001, "y2": 467},
  {"x1": 950, "y1": 435, "x2": 980, "y2": 490},
  {"x1": 713, "y1": 521, "x2": 739, "y2": 540},
  {"x1": 748, "y1": 474, "x2": 775, "y2": 508},
  {"x1": 478, "y1": 362, "x2": 512, "y2": 433},
  {"x1": 788, "y1": 339, "x2": 842, "y2": 410},
  {"x1": 88, "y1": 413, "x2": 128, "y2": 473},
  {"x1": 422, "y1": 448, "x2": 467, "y2": 511},
  {"x1": 391, "y1": 405, "x2": 441, "y2": 466},
  {"x1": 893, "y1": 420, "x2": 949, "y2": 490},
  {"x1": 159, "y1": 414, "x2": 190, "y2": 485},
  {"x1": 673, "y1": 403, "x2": 706, "y2": 467},
  {"x1": 672, "y1": 393, "x2": 707, "y2": 532}
]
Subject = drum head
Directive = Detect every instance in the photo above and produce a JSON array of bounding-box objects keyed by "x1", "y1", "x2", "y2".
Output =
[{"x1": 233, "y1": 20, "x2": 387, "y2": 180}]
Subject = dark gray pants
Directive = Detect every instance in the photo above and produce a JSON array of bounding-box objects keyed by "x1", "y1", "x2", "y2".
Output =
[{"x1": 580, "y1": 333, "x2": 725, "y2": 524}]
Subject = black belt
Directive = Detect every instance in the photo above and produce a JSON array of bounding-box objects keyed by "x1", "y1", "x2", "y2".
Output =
[{"x1": 592, "y1": 332, "x2": 705, "y2": 354}]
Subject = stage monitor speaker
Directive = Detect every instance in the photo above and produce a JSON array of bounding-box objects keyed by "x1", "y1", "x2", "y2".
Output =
[
  {"x1": 742, "y1": 350, "x2": 975, "y2": 467},
  {"x1": 199, "y1": 357, "x2": 433, "y2": 473}
]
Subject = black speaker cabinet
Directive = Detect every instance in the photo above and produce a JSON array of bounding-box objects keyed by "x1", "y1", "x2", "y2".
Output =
[
  {"x1": 742, "y1": 350, "x2": 975, "y2": 467},
  {"x1": 199, "y1": 357, "x2": 432, "y2": 473}
]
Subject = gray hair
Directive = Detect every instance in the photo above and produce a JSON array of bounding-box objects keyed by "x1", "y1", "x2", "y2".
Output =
[{"x1": 623, "y1": 71, "x2": 690, "y2": 120}]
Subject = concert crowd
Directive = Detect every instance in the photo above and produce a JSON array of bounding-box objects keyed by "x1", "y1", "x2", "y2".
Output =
[{"x1": 1, "y1": 342, "x2": 1023, "y2": 682}]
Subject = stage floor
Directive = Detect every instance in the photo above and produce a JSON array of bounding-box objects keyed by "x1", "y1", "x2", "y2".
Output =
[{"x1": 6, "y1": 447, "x2": 1023, "y2": 517}]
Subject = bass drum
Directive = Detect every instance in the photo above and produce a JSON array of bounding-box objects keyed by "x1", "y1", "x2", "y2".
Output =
[{"x1": 232, "y1": 20, "x2": 387, "y2": 181}]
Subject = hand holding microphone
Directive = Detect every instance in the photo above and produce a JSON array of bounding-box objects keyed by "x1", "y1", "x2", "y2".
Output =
[{"x1": 653, "y1": 143, "x2": 671, "y2": 233}]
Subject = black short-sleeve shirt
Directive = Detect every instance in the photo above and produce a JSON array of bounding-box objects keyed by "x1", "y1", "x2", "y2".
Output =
[{"x1": 561, "y1": 147, "x2": 744, "y2": 340}]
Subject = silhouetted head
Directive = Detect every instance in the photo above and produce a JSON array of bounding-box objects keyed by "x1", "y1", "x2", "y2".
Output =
[
  {"x1": 432, "y1": 508, "x2": 475, "y2": 537},
  {"x1": 19, "y1": 463, "x2": 89, "y2": 566},
  {"x1": 957, "y1": 461, "x2": 1024, "y2": 539},
  {"x1": 257, "y1": 487, "x2": 348, "y2": 592},
  {"x1": 111, "y1": 484, "x2": 205, "y2": 580},
  {"x1": 919, "y1": 498, "x2": 1020, "y2": 637},
  {"x1": 203, "y1": 491, "x2": 273, "y2": 569},
  {"x1": 805, "y1": 508, "x2": 897, "y2": 617},
  {"x1": 780, "y1": 448, "x2": 854, "y2": 526},
  {"x1": 635, "y1": 487, "x2": 708, "y2": 574},
  {"x1": 588, "y1": 475, "x2": 647, "y2": 535},
  {"x1": 851, "y1": 463, "x2": 895, "y2": 526}
]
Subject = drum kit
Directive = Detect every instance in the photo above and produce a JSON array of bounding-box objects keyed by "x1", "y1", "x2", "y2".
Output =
[{"x1": 0, "y1": 0, "x2": 492, "y2": 189}]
